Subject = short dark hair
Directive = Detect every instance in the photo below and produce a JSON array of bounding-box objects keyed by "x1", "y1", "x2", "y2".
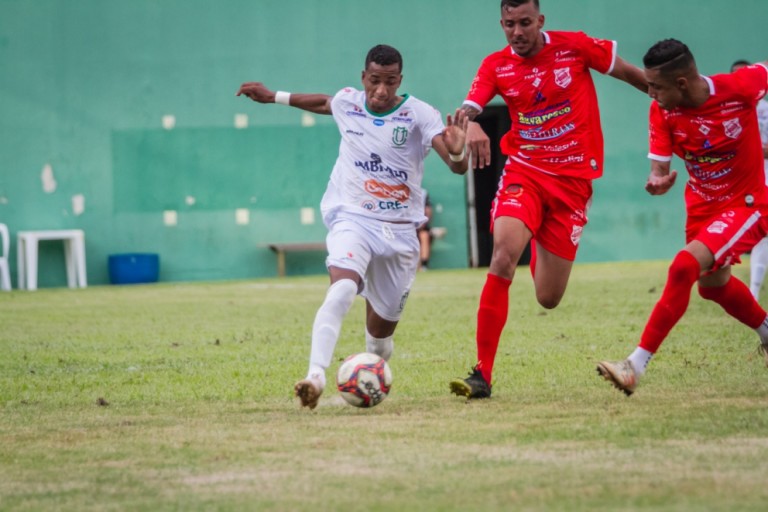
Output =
[
  {"x1": 731, "y1": 59, "x2": 751, "y2": 72},
  {"x1": 365, "y1": 45, "x2": 403, "y2": 72},
  {"x1": 643, "y1": 39, "x2": 696, "y2": 76},
  {"x1": 501, "y1": 0, "x2": 539, "y2": 9}
]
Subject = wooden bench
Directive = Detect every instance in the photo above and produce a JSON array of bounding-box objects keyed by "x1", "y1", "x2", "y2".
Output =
[{"x1": 267, "y1": 242, "x2": 326, "y2": 277}]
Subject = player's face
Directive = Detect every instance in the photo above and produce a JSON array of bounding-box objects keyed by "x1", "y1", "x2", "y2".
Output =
[
  {"x1": 362, "y1": 63, "x2": 402, "y2": 113},
  {"x1": 500, "y1": 3, "x2": 545, "y2": 58},
  {"x1": 645, "y1": 68, "x2": 685, "y2": 110}
]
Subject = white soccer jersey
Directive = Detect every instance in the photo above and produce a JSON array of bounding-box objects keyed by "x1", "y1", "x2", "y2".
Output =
[{"x1": 321, "y1": 87, "x2": 445, "y2": 226}]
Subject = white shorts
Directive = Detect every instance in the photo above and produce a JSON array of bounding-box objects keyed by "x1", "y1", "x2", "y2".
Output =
[{"x1": 325, "y1": 212, "x2": 419, "y2": 322}]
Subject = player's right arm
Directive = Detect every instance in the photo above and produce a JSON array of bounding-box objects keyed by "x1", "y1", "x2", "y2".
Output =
[
  {"x1": 460, "y1": 56, "x2": 501, "y2": 169},
  {"x1": 645, "y1": 159, "x2": 677, "y2": 196},
  {"x1": 236, "y1": 82, "x2": 332, "y2": 115}
]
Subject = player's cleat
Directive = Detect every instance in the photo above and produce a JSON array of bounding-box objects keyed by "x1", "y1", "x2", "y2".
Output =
[
  {"x1": 449, "y1": 366, "x2": 492, "y2": 399},
  {"x1": 294, "y1": 376, "x2": 324, "y2": 409},
  {"x1": 596, "y1": 360, "x2": 638, "y2": 396}
]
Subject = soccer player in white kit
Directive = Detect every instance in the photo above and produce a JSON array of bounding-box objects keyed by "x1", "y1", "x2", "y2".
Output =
[{"x1": 237, "y1": 45, "x2": 469, "y2": 408}]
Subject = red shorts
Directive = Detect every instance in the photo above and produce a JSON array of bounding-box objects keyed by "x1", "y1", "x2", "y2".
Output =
[
  {"x1": 687, "y1": 207, "x2": 768, "y2": 271},
  {"x1": 490, "y1": 163, "x2": 593, "y2": 261}
]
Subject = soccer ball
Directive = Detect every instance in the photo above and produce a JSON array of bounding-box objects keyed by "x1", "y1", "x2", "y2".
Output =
[{"x1": 336, "y1": 352, "x2": 392, "y2": 408}]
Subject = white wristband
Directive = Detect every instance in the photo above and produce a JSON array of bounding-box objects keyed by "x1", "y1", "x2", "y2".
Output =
[
  {"x1": 449, "y1": 147, "x2": 466, "y2": 162},
  {"x1": 275, "y1": 91, "x2": 291, "y2": 106}
]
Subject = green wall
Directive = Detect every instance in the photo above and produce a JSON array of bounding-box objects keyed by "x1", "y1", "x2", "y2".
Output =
[{"x1": 1, "y1": 0, "x2": 766, "y2": 286}]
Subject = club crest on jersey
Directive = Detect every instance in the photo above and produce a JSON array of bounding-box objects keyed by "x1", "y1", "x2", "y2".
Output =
[
  {"x1": 392, "y1": 126, "x2": 408, "y2": 146},
  {"x1": 554, "y1": 67, "x2": 572, "y2": 88},
  {"x1": 723, "y1": 118, "x2": 742, "y2": 139},
  {"x1": 707, "y1": 220, "x2": 728, "y2": 234}
]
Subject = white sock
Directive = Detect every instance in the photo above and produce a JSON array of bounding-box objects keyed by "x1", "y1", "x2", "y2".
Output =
[
  {"x1": 365, "y1": 329, "x2": 394, "y2": 361},
  {"x1": 750, "y1": 237, "x2": 768, "y2": 299},
  {"x1": 756, "y1": 315, "x2": 768, "y2": 344},
  {"x1": 307, "y1": 279, "x2": 358, "y2": 387},
  {"x1": 628, "y1": 347, "x2": 653, "y2": 376}
]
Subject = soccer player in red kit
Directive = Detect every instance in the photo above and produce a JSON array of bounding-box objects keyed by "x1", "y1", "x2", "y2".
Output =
[
  {"x1": 449, "y1": 0, "x2": 648, "y2": 399},
  {"x1": 597, "y1": 39, "x2": 768, "y2": 396}
]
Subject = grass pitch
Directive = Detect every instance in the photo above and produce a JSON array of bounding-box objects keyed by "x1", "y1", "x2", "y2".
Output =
[{"x1": 2, "y1": 261, "x2": 768, "y2": 511}]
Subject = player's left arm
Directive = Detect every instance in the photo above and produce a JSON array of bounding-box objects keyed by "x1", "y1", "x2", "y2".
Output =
[
  {"x1": 608, "y1": 57, "x2": 648, "y2": 94},
  {"x1": 431, "y1": 108, "x2": 470, "y2": 175}
]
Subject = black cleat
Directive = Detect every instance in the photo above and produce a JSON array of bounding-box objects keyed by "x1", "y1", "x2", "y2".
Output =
[{"x1": 449, "y1": 366, "x2": 492, "y2": 399}]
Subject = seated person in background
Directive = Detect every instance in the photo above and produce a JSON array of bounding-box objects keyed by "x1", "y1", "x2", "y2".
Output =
[{"x1": 418, "y1": 191, "x2": 433, "y2": 270}]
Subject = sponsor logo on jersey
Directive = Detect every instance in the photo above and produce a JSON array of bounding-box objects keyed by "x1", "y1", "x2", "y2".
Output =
[
  {"x1": 533, "y1": 91, "x2": 546, "y2": 104},
  {"x1": 362, "y1": 200, "x2": 376, "y2": 210},
  {"x1": 392, "y1": 110, "x2": 414, "y2": 124},
  {"x1": 519, "y1": 123, "x2": 576, "y2": 141},
  {"x1": 378, "y1": 200, "x2": 408, "y2": 210},
  {"x1": 345, "y1": 129, "x2": 364, "y2": 136},
  {"x1": 554, "y1": 67, "x2": 572, "y2": 88},
  {"x1": 518, "y1": 100, "x2": 572, "y2": 126},
  {"x1": 686, "y1": 163, "x2": 733, "y2": 182},
  {"x1": 392, "y1": 126, "x2": 408, "y2": 146},
  {"x1": 364, "y1": 179, "x2": 411, "y2": 201},
  {"x1": 683, "y1": 150, "x2": 735, "y2": 166},
  {"x1": 520, "y1": 140, "x2": 578, "y2": 152},
  {"x1": 346, "y1": 105, "x2": 367, "y2": 118},
  {"x1": 373, "y1": 119, "x2": 385, "y2": 127},
  {"x1": 355, "y1": 154, "x2": 408, "y2": 180},
  {"x1": 723, "y1": 118, "x2": 742, "y2": 139},
  {"x1": 543, "y1": 154, "x2": 585, "y2": 164}
]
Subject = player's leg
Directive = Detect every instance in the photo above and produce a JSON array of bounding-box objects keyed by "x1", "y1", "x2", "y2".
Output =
[
  {"x1": 295, "y1": 220, "x2": 370, "y2": 409},
  {"x1": 365, "y1": 301, "x2": 397, "y2": 361},
  {"x1": 697, "y1": 233, "x2": 768, "y2": 365},
  {"x1": 597, "y1": 241, "x2": 708, "y2": 395},
  {"x1": 530, "y1": 240, "x2": 574, "y2": 309},
  {"x1": 360, "y1": 220, "x2": 419, "y2": 363},
  {"x1": 750, "y1": 237, "x2": 768, "y2": 299},
  {"x1": 449, "y1": 216, "x2": 532, "y2": 399}
]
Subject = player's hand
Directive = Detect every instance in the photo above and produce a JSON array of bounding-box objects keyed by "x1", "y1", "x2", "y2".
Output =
[
  {"x1": 443, "y1": 108, "x2": 469, "y2": 155},
  {"x1": 236, "y1": 82, "x2": 275, "y2": 103},
  {"x1": 467, "y1": 121, "x2": 491, "y2": 169},
  {"x1": 645, "y1": 170, "x2": 677, "y2": 195}
]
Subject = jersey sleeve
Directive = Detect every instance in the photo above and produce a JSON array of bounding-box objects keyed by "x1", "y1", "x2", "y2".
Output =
[
  {"x1": 421, "y1": 104, "x2": 446, "y2": 147},
  {"x1": 733, "y1": 64, "x2": 768, "y2": 104},
  {"x1": 464, "y1": 54, "x2": 499, "y2": 113},
  {"x1": 648, "y1": 102, "x2": 673, "y2": 162},
  {"x1": 573, "y1": 31, "x2": 617, "y2": 75}
]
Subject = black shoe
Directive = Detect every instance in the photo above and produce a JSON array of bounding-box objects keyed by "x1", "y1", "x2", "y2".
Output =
[{"x1": 449, "y1": 366, "x2": 492, "y2": 399}]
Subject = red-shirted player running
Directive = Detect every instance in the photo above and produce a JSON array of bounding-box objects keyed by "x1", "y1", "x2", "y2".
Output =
[
  {"x1": 449, "y1": 0, "x2": 648, "y2": 399},
  {"x1": 597, "y1": 39, "x2": 768, "y2": 396}
]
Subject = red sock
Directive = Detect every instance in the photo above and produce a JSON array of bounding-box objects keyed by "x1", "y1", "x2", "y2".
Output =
[
  {"x1": 476, "y1": 273, "x2": 512, "y2": 384},
  {"x1": 639, "y1": 251, "x2": 700, "y2": 353},
  {"x1": 698, "y1": 276, "x2": 767, "y2": 328}
]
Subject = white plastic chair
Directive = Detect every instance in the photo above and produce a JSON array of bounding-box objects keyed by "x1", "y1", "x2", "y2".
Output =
[{"x1": 0, "y1": 223, "x2": 10, "y2": 291}]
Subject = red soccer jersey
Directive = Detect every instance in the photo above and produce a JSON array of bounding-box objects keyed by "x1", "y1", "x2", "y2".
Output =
[
  {"x1": 648, "y1": 64, "x2": 768, "y2": 218},
  {"x1": 464, "y1": 31, "x2": 616, "y2": 179}
]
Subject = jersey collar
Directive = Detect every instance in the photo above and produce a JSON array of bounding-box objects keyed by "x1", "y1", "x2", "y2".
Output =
[
  {"x1": 365, "y1": 94, "x2": 410, "y2": 117},
  {"x1": 509, "y1": 31, "x2": 550, "y2": 56}
]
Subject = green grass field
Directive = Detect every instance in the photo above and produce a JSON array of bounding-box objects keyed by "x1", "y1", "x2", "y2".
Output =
[{"x1": 2, "y1": 261, "x2": 768, "y2": 511}]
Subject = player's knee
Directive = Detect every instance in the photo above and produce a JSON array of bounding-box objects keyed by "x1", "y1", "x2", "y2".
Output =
[
  {"x1": 667, "y1": 251, "x2": 700, "y2": 286},
  {"x1": 536, "y1": 291, "x2": 562, "y2": 310}
]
